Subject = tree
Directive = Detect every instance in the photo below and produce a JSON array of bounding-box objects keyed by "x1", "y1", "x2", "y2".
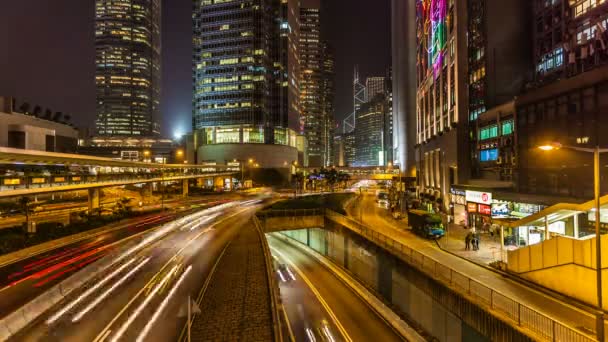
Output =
[
  {"x1": 32, "y1": 105, "x2": 42, "y2": 117},
  {"x1": 325, "y1": 168, "x2": 338, "y2": 192},
  {"x1": 337, "y1": 172, "x2": 351, "y2": 189},
  {"x1": 18, "y1": 102, "x2": 30, "y2": 114},
  {"x1": 52, "y1": 111, "x2": 63, "y2": 122}
]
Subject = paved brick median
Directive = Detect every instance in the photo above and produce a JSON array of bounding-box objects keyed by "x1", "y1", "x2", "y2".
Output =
[{"x1": 190, "y1": 221, "x2": 274, "y2": 341}]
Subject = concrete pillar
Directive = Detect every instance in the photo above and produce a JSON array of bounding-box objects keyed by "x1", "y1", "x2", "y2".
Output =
[
  {"x1": 88, "y1": 188, "x2": 100, "y2": 213},
  {"x1": 574, "y1": 214, "x2": 580, "y2": 239},
  {"x1": 182, "y1": 179, "x2": 189, "y2": 197}
]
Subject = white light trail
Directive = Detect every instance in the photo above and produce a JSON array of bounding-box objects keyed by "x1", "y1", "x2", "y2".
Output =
[
  {"x1": 277, "y1": 270, "x2": 286, "y2": 283},
  {"x1": 46, "y1": 257, "x2": 138, "y2": 325},
  {"x1": 71, "y1": 258, "x2": 150, "y2": 323},
  {"x1": 286, "y1": 267, "x2": 297, "y2": 281},
  {"x1": 135, "y1": 265, "x2": 193, "y2": 342},
  {"x1": 306, "y1": 328, "x2": 317, "y2": 342},
  {"x1": 110, "y1": 265, "x2": 178, "y2": 341},
  {"x1": 322, "y1": 324, "x2": 336, "y2": 342}
]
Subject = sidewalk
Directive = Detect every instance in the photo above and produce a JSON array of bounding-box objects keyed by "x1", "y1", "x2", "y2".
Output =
[
  {"x1": 441, "y1": 223, "x2": 513, "y2": 265},
  {"x1": 346, "y1": 195, "x2": 598, "y2": 339}
]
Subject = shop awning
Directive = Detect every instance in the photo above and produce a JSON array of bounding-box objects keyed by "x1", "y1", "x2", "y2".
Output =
[{"x1": 494, "y1": 194, "x2": 608, "y2": 228}]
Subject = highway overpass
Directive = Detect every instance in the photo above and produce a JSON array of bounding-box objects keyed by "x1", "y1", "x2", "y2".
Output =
[
  {"x1": 297, "y1": 166, "x2": 400, "y2": 181},
  {"x1": 0, "y1": 147, "x2": 238, "y2": 211}
]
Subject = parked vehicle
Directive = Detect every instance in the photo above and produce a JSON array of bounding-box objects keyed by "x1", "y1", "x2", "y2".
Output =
[{"x1": 407, "y1": 209, "x2": 445, "y2": 239}]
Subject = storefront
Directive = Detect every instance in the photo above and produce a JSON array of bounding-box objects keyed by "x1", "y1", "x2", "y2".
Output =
[
  {"x1": 449, "y1": 188, "x2": 466, "y2": 225},
  {"x1": 465, "y1": 190, "x2": 493, "y2": 230},
  {"x1": 490, "y1": 199, "x2": 547, "y2": 247}
]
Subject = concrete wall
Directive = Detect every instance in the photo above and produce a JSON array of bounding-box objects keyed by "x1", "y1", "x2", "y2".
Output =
[
  {"x1": 0, "y1": 111, "x2": 78, "y2": 151},
  {"x1": 261, "y1": 215, "x2": 325, "y2": 233},
  {"x1": 508, "y1": 234, "x2": 608, "y2": 309}
]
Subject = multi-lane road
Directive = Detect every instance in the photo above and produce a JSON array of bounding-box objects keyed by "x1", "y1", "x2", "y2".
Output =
[
  {"x1": 0, "y1": 191, "x2": 410, "y2": 341},
  {"x1": 0, "y1": 196, "x2": 236, "y2": 319},
  {"x1": 6, "y1": 198, "x2": 265, "y2": 342},
  {"x1": 268, "y1": 235, "x2": 404, "y2": 342}
]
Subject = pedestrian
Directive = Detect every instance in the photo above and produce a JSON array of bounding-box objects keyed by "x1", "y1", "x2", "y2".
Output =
[
  {"x1": 465, "y1": 231, "x2": 472, "y2": 250},
  {"x1": 474, "y1": 232, "x2": 481, "y2": 250}
]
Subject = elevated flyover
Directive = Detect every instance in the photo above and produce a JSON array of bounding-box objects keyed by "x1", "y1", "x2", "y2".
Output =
[
  {"x1": 0, "y1": 147, "x2": 238, "y2": 210},
  {"x1": 298, "y1": 166, "x2": 399, "y2": 181}
]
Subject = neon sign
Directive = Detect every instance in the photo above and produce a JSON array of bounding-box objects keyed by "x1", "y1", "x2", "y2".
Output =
[{"x1": 417, "y1": 0, "x2": 447, "y2": 76}]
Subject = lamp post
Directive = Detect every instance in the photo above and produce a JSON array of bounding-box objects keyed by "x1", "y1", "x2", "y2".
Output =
[{"x1": 539, "y1": 142, "x2": 607, "y2": 341}]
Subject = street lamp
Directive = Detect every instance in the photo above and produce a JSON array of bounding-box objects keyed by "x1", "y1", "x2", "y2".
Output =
[{"x1": 538, "y1": 141, "x2": 608, "y2": 341}]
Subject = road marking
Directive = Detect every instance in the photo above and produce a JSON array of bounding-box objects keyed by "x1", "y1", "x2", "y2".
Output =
[
  {"x1": 92, "y1": 207, "x2": 253, "y2": 342},
  {"x1": 271, "y1": 247, "x2": 353, "y2": 342},
  {"x1": 97, "y1": 329, "x2": 111, "y2": 342}
]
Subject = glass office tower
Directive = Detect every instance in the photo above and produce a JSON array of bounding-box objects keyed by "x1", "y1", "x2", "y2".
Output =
[
  {"x1": 193, "y1": 0, "x2": 298, "y2": 148},
  {"x1": 94, "y1": 0, "x2": 161, "y2": 137}
]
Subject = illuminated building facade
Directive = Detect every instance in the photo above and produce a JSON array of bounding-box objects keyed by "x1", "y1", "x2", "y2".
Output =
[
  {"x1": 414, "y1": 0, "x2": 469, "y2": 208},
  {"x1": 365, "y1": 77, "x2": 386, "y2": 102},
  {"x1": 355, "y1": 94, "x2": 391, "y2": 166},
  {"x1": 299, "y1": 0, "x2": 334, "y2": 167},
  {"x1": 320, "y1": 42, "x2": 335, "y2": 167},
  {"x1": 516, "y1": 0, "x2": 608, "y2": 198},
  {"x1": 192, "y1": 0, "x2": 299, "y2": 169},
  {"x1": 94, "y1": 0, "x2": 161, "y2": 137},
  {"x1": 467, "y1": 1, "x2": 531, "y2": 183}
]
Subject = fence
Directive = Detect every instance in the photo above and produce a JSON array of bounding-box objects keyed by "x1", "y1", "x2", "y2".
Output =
[{"x1": 302, "y1": 208, "x2": 595, "y2": 342}]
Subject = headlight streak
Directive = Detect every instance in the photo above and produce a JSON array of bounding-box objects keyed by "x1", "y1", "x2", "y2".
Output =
[
  {"x1": 322, "y1": 324, "x2": 336, "y2": 342},
  {"x1": 285, "y1": 267, "x2": 297, "y2": 281},
  {"x1": 135, "y1": 265, "x2": 193, "y2": 342},
  {"x1": 71, "y1": 258, "x2": 151, "y2": 323},
  {"x1": 46, "y1": 257, "x2": 138, "y2": 325},
  {"x1": 109, "y1": 264, "x2": 179, "y2": 341},
  {"x1": 306, "y1": 328, "x2": 317, "y2": 342},
  {"x1": 277, "y1": 270, "x2": 287, "y2": 282}
]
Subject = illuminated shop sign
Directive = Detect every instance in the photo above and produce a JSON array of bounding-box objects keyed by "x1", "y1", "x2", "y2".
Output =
[
  {"x1": 478, "y1": 204, "x2": 491, "y2": 216},
  {"x1": 465, "y1": 190, "x2": 492, "y2": 205}
]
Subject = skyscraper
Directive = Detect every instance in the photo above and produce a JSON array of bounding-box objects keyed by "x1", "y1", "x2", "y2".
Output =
[
  {"x1": 355, "y1": 94, "x2": 390, "y2": 166},
  {"x1": 192, "y1": 0, "x2": 299, "y2": 170},
  {"x1": 365, "y1": 76, "x2": 386, "y2": 102},
  {"x1": 94, "y1": 0, "x2": 161, "y2": 137},
  {"x1": 320, "y1": 42, "x2": 335, "y2": 166},
  {"x1": 299, "y1": 0, "x2": 334, "y2": 167}
]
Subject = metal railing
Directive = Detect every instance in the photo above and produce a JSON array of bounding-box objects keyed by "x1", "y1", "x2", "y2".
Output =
[
  {"x1": 257, "y1": 209, "x2": 324, "y2": 219},
  {"x1": 321, "y1": 209, "x2": 596, "y2": 342}
]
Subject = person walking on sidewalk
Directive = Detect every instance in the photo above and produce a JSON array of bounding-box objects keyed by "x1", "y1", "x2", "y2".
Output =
[
  {"x1": 465, "y1": 231, "x2": 473, "y2": 251},
  {"x1": 473, "y1": 232, "x2": 481, "y2": 251}
]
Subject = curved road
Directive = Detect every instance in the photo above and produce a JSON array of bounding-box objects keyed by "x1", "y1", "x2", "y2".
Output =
[{"x1": 268, "y1": 235, "x2": 404, "y2": 342}]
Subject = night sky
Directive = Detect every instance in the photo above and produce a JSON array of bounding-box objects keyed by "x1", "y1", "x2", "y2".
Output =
[{"x1": 0, "y1": 0, "x2": 390, "y2": 137}]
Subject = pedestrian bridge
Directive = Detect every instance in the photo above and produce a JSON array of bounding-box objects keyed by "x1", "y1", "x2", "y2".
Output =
[
  {"x1": 0, "y1": 147, "x2": 238, "y2": 210},
  {"x1": 298, "y1": 166, "x2": 399, "y2": 181}
]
